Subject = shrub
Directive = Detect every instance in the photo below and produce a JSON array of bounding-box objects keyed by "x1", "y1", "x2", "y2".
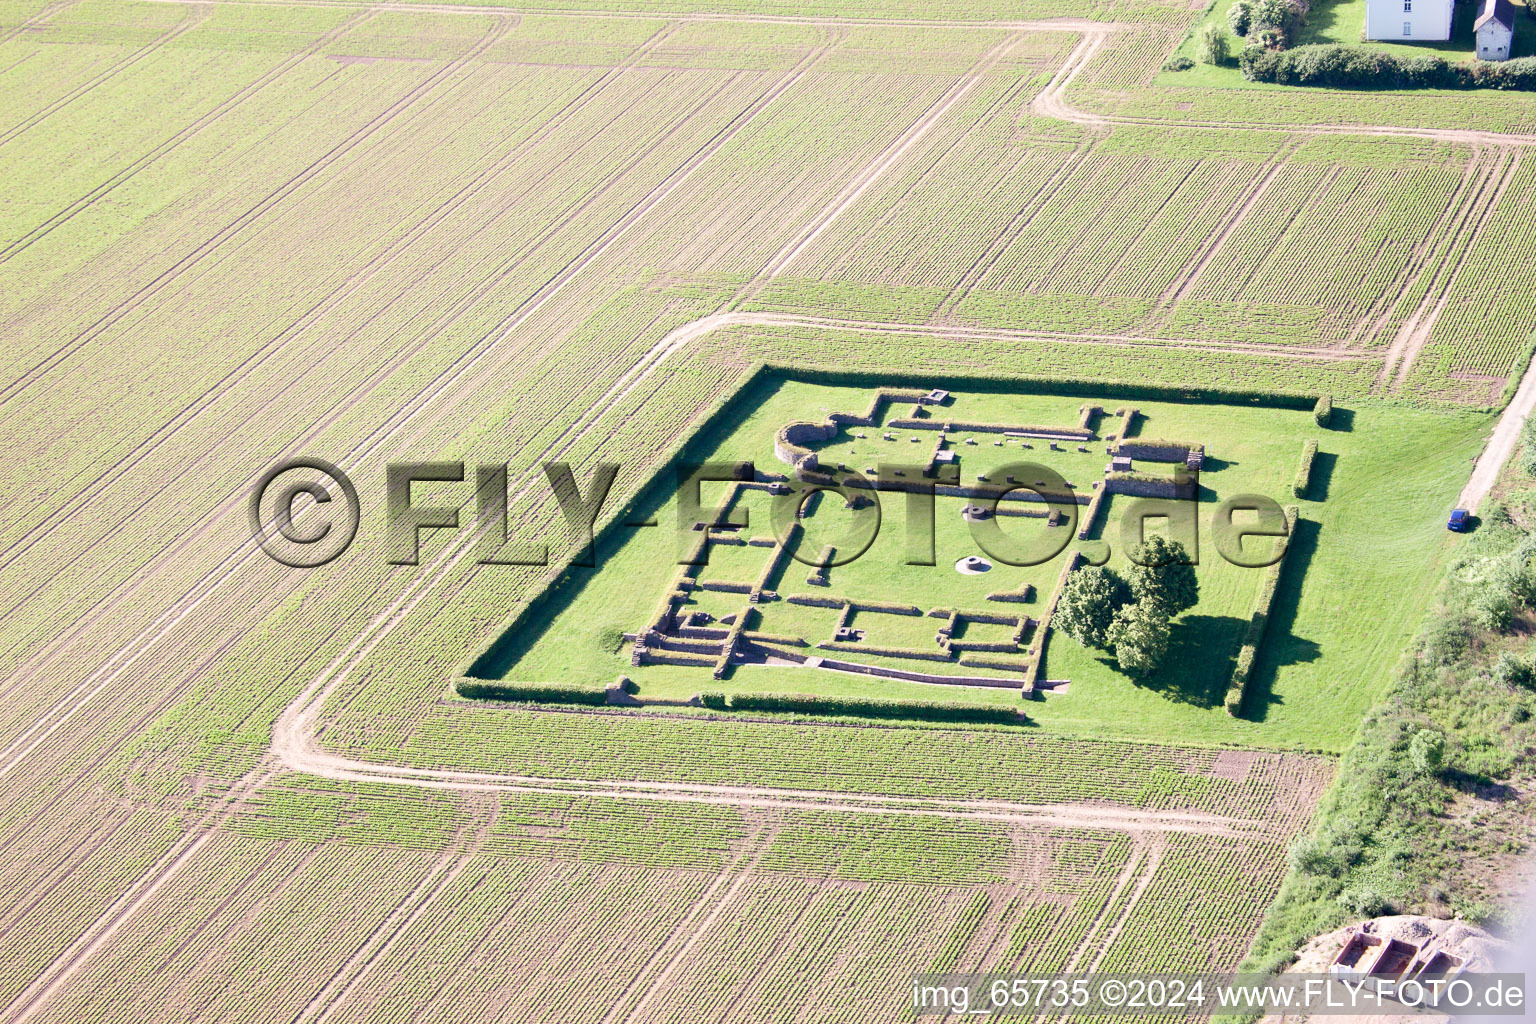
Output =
[
  {"x1": 1294, "y1": 439, "x2": 1317, "y2": 499},
  {"x1": 1421, "y1": 614, "x2": 1473, "y2": 667},
  {"x1": 1338, "y1": 885, "x2": 1393, "y2": 918},
  {"x1": 1195, "y1": 23, "x2": 1231, "y2": 65},
  {"x1": 1409, "y1": 729, "x2": 1445, "y2": 777},
  {"x1": 1313, "y1": 394, "x2": 1331, "y2": 428},
  {"x1": 1242, "y1": 44, "x2": 1536, "y2": 91},
  {"x1": 1227, "y1": 0, "x2": 1252, "y2": 36},
  {"x1": 1255, "y1": 0, "x2": 1301, "y2": 29},
  {"x1": 1520, "y1": 419, "x2": 1536, "y2": 476},
  {"x1": 1492, "y1": 651, "x2": 1535, "y2": 690},
  {"x1": 1163, "y1": 55, "x2": 1195, "y2": 71},
  {"x1": 699, "y1": 691, "x2": 729, "y2": 710}
]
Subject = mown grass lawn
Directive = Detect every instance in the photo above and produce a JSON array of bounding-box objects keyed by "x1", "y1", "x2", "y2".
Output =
[{"x1": 473, "y1": 377, "x2": 1490, "y2": 754}]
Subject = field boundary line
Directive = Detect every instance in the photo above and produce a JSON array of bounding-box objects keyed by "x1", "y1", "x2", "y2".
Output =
[
  {"x1": 1347, "y1": 145, "x2": 1489, "y2": 349},
  {"x1": 0, "y1": 9, "x2": 376, "y2": 263},
  {"x1": 0, "y1": 0, "x2": 77, "y2": 45},
  {"x1": 0, "y1": 17, "x2": 681, "y2": 571},
  {"x1": 0, "y1": 768, "x2": 278, "y2": 1024},
  {"x1": 1159, "y1": 140, "x2": 1296, "y2": 307},
  {"x1": 0, "y1": 3, "x2": 213, "y2": 149},
  {"x1": 0, "y1": 13, "x2": 515, "y2": 407},
  {"x1": 1389, "y1": 150, "x2": 1521, "y2": 387}
]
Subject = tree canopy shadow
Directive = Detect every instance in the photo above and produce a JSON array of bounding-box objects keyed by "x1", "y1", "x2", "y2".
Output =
[
  {"x1": 1238, "y1": 517, "x2": 1323, "y2": 721},
  {"x1": 1303, "y1": 450, "x2": 1337, "y2": 501},
  {"x1": 1097, "y1": 613, "x2": 1246, "y2": 708}
]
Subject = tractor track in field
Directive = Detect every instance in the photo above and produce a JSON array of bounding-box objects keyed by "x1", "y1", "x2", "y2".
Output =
[
  {"x1": 5, "y1": 19, "x2": 1536, "y2": 1018},
  {"x1": 1158, "y1": 140, "x2": 1296, "y2": 306},
  {"x1": 0, "y1": 4, "x2": 213, "y2": 149},
  {"x1": 0, "y1": 18, "x2": 690, "y2": 574},
  {"x1": 0, "y1": 31, "x2": 835, "y2": 736},
  {"x1": 1347, "y1": 145, "x2": 1491, "y2": 349},
  {"x1": 0, "y1": 39, "x2": 867, "y2": 1013},
  {"x1": 0, "y1": 34, "x2": 1224, "y2": 1019},
  {"x1": 0, "y1": 13, "x2": 516, "y2": 408},
  {"x1": 0, "y1": 19, "x2": 692, "y2": 575},
  {"x1": 0, "y1": 8, "x2": 376, "y2": 263},
  {"x1": 1385, "y1": 150, "x2": 1522, "y2": 388},
  {"x1": 290, "y1": 798, "x2": 495, "y2": 1024},
  {"x1": 0, "y1": 0, "x2": 77, "y2": 45}
]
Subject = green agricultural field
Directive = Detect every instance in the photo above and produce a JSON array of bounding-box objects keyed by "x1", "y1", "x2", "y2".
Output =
[{"x1": 468, "y1": 376, "x2": 1487, "y2": 750}]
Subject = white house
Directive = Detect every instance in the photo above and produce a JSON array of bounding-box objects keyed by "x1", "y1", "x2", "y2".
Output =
[
  {"x1": 1476, "y1": 0, "x2": 1515, "y2": 59},
  {"x1": 1364, "y1": 0, "x2": 1452, "y2": 41}
]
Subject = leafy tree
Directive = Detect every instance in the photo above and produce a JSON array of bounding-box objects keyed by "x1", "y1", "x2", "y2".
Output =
[
  {"x1": 1409, "y1": 729, "x2": 1445, "y2": 777},
  {"x1": 1106, "y1": 600, "x2": 1171, "y2": 676},
  {"x1": 1196, "y1": 23, "x2": 1231, "y2": 65},
  {"x1": 1254, "y1": 0, "x2": 1298, "y2": 32},
  {"x1": 1227, "y1": 1, "x2": 1252, "y2": 36},
  {"x1": 1125, "y1": 535, "x2": 1199, "y2": 617},
  {"x1": 1054, "y1": 565, "x2": 1128, "y2": 650}
]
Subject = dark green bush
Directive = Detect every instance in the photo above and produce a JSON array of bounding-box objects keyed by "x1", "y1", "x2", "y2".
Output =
[
  {"x1": 1294, "y1": 440, "x2": 1317, "y2": 499},
  {"x1": 723, "y1": 692, "x2": 1023, "y2": 724},
  {"x1": 454, "y1": 679, "x2": 608, "y2": 705},
  {"x1": 1227, "y1": 0, "x2": 1252, "y2": 35},
  {"x1": 1313, "y1": 394, "x2": 1331, "y2": 428},
  {"x1": 1242, "y1": 44, "x2": 1536, "y2": 91}
]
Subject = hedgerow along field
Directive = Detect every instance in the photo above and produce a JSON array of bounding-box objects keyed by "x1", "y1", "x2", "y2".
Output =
[{"x1": 0, "y1": 0, "x2": 1530, "y2": 1020}]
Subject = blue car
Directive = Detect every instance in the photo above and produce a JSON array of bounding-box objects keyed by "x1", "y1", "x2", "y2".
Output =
[{"x1": 1448, "y1": 508, "x2": 1470, "y2": 532}]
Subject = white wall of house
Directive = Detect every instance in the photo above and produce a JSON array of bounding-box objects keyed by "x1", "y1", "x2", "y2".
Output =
[
  {"x1": 1364, "y1": 0, "x2": 1453, "y2": 40},
  {"x1": 1477, "y1": 20, "x2": 1513, "y2": 59}
]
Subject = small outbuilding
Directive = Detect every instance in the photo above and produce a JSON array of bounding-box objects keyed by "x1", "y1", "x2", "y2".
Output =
[{"x1": 1476, "y1": 0, "x2": 1514, "y2": 60}]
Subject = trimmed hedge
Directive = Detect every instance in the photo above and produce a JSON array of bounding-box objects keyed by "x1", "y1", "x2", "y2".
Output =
[
  {"x1": 720, "y1": 691, "x2": 1023, "y2": 723},
  {"x1": 1224, "y1": 505, "x2": 1299, "y2": 716},
  {"x1": 455, "y1": 679, "x2": 609, "y2": 705},
  {"x1": 784, "y1": 365, "x2": 1322, "y2": 410},
  {"x1": 1293, "y1": 439, "x2": 1318, "y2": 499},
  {"x1": 1313, "y1": 394, "x2": 1331, "y2": 428},
  {"x1": 1241, "y1": 44, "x2": 1536, "y2": 91},
  {"x1": 699, "y1": 691, "x2": 729, "y2": 710}
]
